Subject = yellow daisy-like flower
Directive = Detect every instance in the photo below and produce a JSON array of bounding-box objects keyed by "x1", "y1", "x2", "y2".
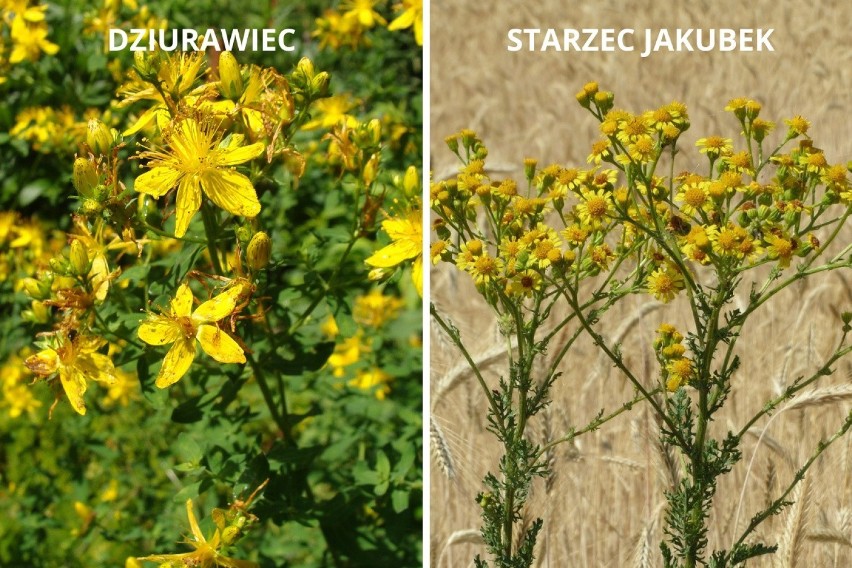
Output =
[
  {"x1": 665, "y1": 357, "x2": 694, "y2": 391},
  {"x1": 576, "y1": 188, "x2": 614, "y2": 230},
  {"x1": 505, "y1": 269, "x2": 542, "y2": 297},
  {"x1": 137, "y1": 499, "x2": 258, "y2": 568},
  {"x1": 24, "y1": 334, "x2": 117, "y2": 415},
  {"x1": 646, "y1": 264, "x2": 685, "y2": 303},
  {"x1": 365, "y1": 210, "x2": 422, "y2": 296},
  {"x1": 468, "y1": 253, "x2": 504, "y2": 285},
  {"x1": 137, "y1": 282, "x2": 247, "y2": 388},
  {"x1": 675, "y1": 181, "x2": 710, "y2": 218},
  {"x1": 764, "y1": 232, "x2": 797, "y2": 268},
  {"x1": 695, "y1": 136, "x2": 733, "y2": 159},
  {"x1": 133, "y1": 118, "x2": 265, "y2": 238}
]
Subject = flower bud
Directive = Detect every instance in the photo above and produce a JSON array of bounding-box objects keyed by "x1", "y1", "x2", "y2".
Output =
[
  {"x1": 365, "y1": 118, "x2": 381, "y2": 146},
  {"x1": 87, "y1": 119, "x2": 113, "y2": 156},
  {"x1": 246, "y1": 231, "x2": 271, "y2": 270},
  {"x1": 221, "y1": 525, "x2": 241, "y2": 545},
  {"x1": 22, "y1": 300, "x2": 50, "y2": 324},
  {"x1": 73, "y1": 158, "x2": 99, "y2": 198},
  {"x1": 403, "y1": 165, "x2": 419, "y2": 197},
  {"x1": 311, "y1": 71, "x2": 330, "y2": 96},
  {"x1": 444, "y1": 135, "x2": 459, "y2": 154},
  {"x1": 362, "y1": 153, "x2": 379, "y2": 187},
  {"x1": 523, "y1": 158, "x2": 537, "y2": 182},
  {"x1": 49, "y1": 256, "x2": 70, "y2": 275},
  {"x1": 133, "y1": 50, "x2": 157, "y2": 79},
  {"x1": 296, "y1": 57, "x2": 315, "y2": 80},
  {"x1": 218, "y1": 51, "x2": 244, "y2": 100},
  {"x1": 69, "y1": 240, "x2": 90, "y2": 277},
  {"x1": 81, "y1": 198, "x2": 102, "y2": 215},
  {"x1": 22, "y1": 276, "x2": 52, "y2": 300}
]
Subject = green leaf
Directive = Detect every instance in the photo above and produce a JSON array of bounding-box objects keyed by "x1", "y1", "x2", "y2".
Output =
[
  {"x1": 391, "y1": 489, "x2": 409, "y2": 513},
  {"x1": 19, "y1": 179, "x2": 50, "y2": 206},
  {"x1": 171, "y1": 396, "x2": 205, "y2": 424},
  {"x1": 175, "y1": 433, "x2": 203, "y2": 465}
]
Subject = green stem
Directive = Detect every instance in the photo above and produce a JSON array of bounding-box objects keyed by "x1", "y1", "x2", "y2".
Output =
[
  {"x1": 246, "y1": 353, "x2": 289, "y2": 439},
  {"x1": 200, "y1": 201, "x2": 224, "y2": 275},
  {"x1": 430, "y1": 303, "x2": 500, "y2": 420},
  {"x1": 538, "y1": 388, "x2": 659, "y2": 456}
]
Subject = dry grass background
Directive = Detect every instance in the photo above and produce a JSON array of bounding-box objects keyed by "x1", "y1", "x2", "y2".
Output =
[{"x1": 429, "y1": 1, "x2": 852, "y2": 566}]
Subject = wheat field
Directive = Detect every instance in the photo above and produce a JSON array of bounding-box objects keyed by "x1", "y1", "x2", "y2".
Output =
[{"x1": 429, "y1": 0, "x2": 852, "y2": 566}]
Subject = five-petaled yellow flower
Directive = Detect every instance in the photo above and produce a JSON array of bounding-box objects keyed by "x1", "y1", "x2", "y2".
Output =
[
  {"x1": 134, "y1": 118, "x2": 265, "y2": 238},
  {"x1": 24, "y1": 334, "x2": 117, "y2": 415},
  {"x1": 365, "y1": 210, "x2": 422, "y2": 296},
  {"x1": 138, "y1": 282, "x2": 246, "y2": 388},
  {"x1": 136, "y1": 499, "x2": 258, "y2": 568}
]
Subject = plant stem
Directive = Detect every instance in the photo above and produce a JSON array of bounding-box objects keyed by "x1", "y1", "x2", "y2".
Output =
[{"x1": 200, "y1": 201, "x2": 224, "y2": 275}]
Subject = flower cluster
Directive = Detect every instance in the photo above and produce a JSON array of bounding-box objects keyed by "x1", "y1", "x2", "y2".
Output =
[
  {"x1": 313, "y1": 0, "x2": 423, "y2": 49},
  {"x1": 0, "y1": 0, "x2": 58, "y2": 80},
  {"x1": 432, "y1": 82, "x2": 850, "y2": 390}
]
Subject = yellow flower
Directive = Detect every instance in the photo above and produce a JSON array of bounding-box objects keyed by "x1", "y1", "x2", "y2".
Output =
[
  {"x1": 9, "y1": 17, "x2": 58, "y2": 64},
  {"x1": 134, "y1": 118, "x2": 265, "y2": 237},
  {"x1": 576, "y1": 188, "x2": 613, "y2": 230},
  {"x1": 665, "y1": 357, "x2": 694, "y2": 391},
  {"x1": 302, "y1": 95, "x2": 358, "y2": 131},
  {"x1": 353, "y1": 289, "x2": 403, "y2": 328},
  {"x1": 365, "y1": 210, "x2": 422, "y2": 296},
  {"x1": 24, "y1": 334, "x2": 117, "y2": 415},
  {"x1": 695, "y1": 136, "x2": 733, "y2": 159},
  {"x1": 137, "y1": 282, "x2": 246, "y2": 388},
  {"x1": 342, "y1": 0, "x2": 386, "y2": 28},
  {"x1": 349, "y1": 368, "x2": 392, "y2": 400},
  {"x1": 1, "y1": 354, "x2": 41, "y2": 418},
  {"x1": 388, "y1": 0, "x2": 423, "y2": 45},
  {"x1": 327, "y1": 333, "x2": 371, "y2": 378},
  {"x1": 646, "y1": 264, "x2": 685, "y2": 303},
  {"x1": 137, "y1": 499, "x2": 258, "y2": 568},
  {"x1": 119, "y1": 52, "x2": 208, "y2": 135}
]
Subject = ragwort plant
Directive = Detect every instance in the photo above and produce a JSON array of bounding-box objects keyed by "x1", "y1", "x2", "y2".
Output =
[
  {"x1": 1, "y1": 1, "x2": 422, "y2": 565},
  {"x1": 431, "y1": 82, "x2": 851, "y2": 567}
]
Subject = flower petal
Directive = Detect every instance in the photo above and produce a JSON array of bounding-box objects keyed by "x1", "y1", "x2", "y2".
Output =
[
  {"x1": 217, "y1": 141, "x2": 265, "y2": 166},
  {"x1": 76, "y1": 353, "x2": 118, "y2": 384},
  {"x1": 197, "y1": 325, "x2": 245, "y2": 364},
  {"x1": 24, "y1": 348, "x2": 59, "y2": 376},
  {"x1": 200, "y1": 169, "x2": 261, "y2": 219},
  {"x1": 60, "y1": 367, "x2": 87, "y2": 415},
  {"x1": 134, "y1": 167, "x2": 182, "y2": 198},
  {"x1": 171, "y1": 283, "x2": 195, "y2": 317},
  {"x1": 90, "y1": 254, "x2": 111, "y2": 302},
  {"x1": 192, "y1": 286, "x2": 241, "y2": 323},
  {"x1": 155, "y1": 338, "x2": 196, "y2": 388},
  {"x1": 186, "y1": 499, "x2": 205, "y2": 543},
  {"x1": 412, "y1": 255, "x2": 423, "y2": 297},
  {"x1": 173, "y1": 175, "x2": 202, "y2": 238},
  {"x1": 138, "y1": 316, "x2": 182, "y2": 345},
  {"x1": 365, "y1": 240, "x2": 420, "y2": 268}
]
